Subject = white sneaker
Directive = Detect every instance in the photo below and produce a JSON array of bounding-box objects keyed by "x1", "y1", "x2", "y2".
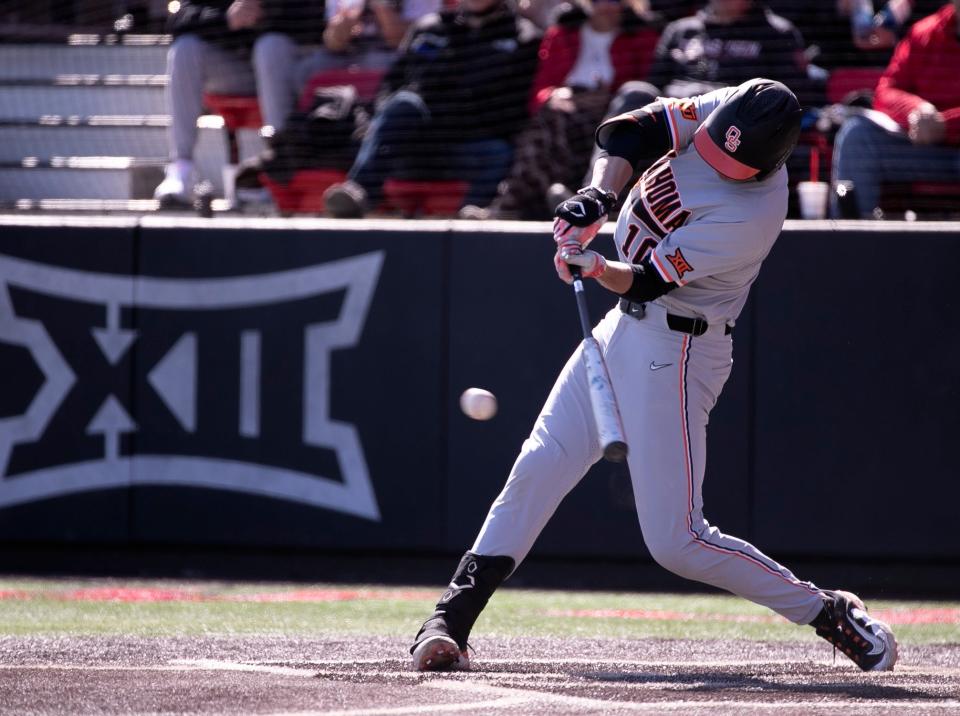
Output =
[{"x1": 154, "y1": 159, "x2": 194, "y2": 208}]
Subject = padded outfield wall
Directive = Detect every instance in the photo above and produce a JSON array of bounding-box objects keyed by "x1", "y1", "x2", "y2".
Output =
[{"x1": 0, "y1": 215, "x2": 955, "y2": 566}]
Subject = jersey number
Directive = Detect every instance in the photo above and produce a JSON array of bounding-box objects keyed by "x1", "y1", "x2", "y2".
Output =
[{"x1": 621, "y1": 223, "x2": 657, "y2": 264}]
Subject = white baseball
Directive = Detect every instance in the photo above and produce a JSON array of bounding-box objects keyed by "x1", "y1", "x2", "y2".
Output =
[{"x1": 460, "y1": 388, "x2": 497, "y2": 421}]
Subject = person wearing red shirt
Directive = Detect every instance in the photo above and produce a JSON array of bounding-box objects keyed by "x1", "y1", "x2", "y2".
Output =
[
  {"x1": 830, "y1": 1, "x2": 960, "y2": 217},
  {"x1": 461, "y1": 0, "x2": 661, "y2": 219}
]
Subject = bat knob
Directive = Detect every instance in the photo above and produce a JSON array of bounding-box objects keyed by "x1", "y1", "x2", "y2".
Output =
[{"x1": 603, "y1": 441, "x2": 628, "y2": 463}]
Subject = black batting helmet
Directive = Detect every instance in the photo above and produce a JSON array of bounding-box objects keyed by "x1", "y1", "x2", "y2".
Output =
[{"x1": 693, "y1": 78, "x2": 803, "y2": 181}]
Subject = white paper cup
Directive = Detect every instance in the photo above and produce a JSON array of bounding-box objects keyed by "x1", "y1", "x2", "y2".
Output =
[
  {"x1": 797, "y1": 181, "x2": 829, "y2": 219},
  {"x1": 221, "y1": 164, "x2": 238, "y2": 208}
]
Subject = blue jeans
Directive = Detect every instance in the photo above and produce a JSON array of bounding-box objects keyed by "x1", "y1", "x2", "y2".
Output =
[
  {"x1": 348, "y1": 90, "x2": 513, "y2": 207},
  {"x1": 830, "y1": 114, "x2": 960, "y2": 218}
]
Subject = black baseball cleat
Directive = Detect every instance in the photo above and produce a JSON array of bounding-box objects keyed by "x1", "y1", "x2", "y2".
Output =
[
  {"x1": 812, "y1": 589, "x2": 898, "y2": 671},
  {"x1": 409, "y1": 552, "x2": 514, "y2": 672},
  {"x1": 410, "y1": 616, "x2": 469, "y2": 672}
]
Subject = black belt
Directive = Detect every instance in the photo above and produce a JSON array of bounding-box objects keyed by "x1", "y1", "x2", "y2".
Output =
[{"x1": 618, "y1": 299, "x2": 732, "y2": 336}]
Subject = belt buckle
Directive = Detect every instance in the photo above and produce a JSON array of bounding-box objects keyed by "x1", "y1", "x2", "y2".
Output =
[{"x1": 690, "y1": 317, "x2": 707, "y2": 336}]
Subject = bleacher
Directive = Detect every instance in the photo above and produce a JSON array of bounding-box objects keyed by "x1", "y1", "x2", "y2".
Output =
[
  {"x1": 0, "y1": 0, "x2": 957, "y2": 219},
  {"x1": 0, "y1": 34, "x2": 265, "y2": 211}
]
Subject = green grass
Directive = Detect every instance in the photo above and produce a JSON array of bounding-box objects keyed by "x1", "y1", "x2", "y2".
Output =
[{"x1": 0, "y1": 578, "x2": 957, "y2": 644}]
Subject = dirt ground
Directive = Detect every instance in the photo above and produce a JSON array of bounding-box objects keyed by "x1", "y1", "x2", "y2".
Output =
[{"x1": 1, "y1": 635, "x2": 958, "y2": 715}]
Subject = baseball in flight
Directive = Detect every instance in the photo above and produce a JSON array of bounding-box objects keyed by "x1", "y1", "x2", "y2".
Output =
[{"x1": 460, "y1": 388, "x2": 497, "y2": 421}]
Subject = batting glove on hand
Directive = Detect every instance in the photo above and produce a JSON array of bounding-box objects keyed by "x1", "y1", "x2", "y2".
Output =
[
  {"x1": 553, "y1": 186, "x2": 617, "y2": 250},
  {"x1": 554, "y1": 247, "x2": 607, "y2": 284}
]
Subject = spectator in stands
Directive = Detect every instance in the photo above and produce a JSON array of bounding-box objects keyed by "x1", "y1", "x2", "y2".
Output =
[
  {"x1": 769, "y1": 0, "x2": 943, "y2": 70},
  {"x1": 830, "y1": 0, "x2": 960, "y2": 217},
  {"x1": 460, "y1": 0, "x2": 662, "y2": 219},
  {"x1": 320, "y1": 0, "x2": 441, "y2": 70},
  {"x1": 234, "y1": 0, "x2": 441, "y2": 191},
  {"x1": 156, "y1": 0, "x2": 439, "y2": 206},
  {"x1": 517, "y1": 0, "x2": 571, "y2": 28},
  {"x1": 322, "y1": 0, "x2": 542, "y2": 218},
  {"x1": 647, "y1": 0, "x2": 819, "y2": 105},
  {"x1": 155, "y1": 0, "x2": 325, "y2": 206}
]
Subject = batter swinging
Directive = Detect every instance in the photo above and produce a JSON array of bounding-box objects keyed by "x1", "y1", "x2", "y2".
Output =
[{"x1": 410, "y1": 79, "x2": 898, "y2": 673}]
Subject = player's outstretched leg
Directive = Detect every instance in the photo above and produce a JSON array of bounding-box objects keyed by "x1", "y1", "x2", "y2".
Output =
[
  {"x1": 410, "y1": 552, "x2": 514, "y2": 672},
  {"x1": 809, "y1": 589, "x2": 898, "y2": 671}
]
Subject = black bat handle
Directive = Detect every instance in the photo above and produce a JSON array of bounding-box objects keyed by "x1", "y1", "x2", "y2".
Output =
[{"x1": 569, "y1": 268, "x2": 594, "y2": 340}]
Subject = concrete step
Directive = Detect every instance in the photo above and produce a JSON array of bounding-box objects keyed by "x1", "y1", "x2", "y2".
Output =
[
  {"x1": 0, "y1": 123, "x2": 264, "y2": 162},
  {"x1": 0, "y1": 85, "x2": 166, "y2": 118},
  {"x1": 0, "y1": 166, "x2": 225, "y2": 201},
  {"x1": 1, "y1": 75, "x2": 168, "y2": 87},
  {"x1": 0, "y1": 167, "x2": 136, "y2": 199},
  {"x1": 0, "y1": 44, "x2": 169, "y2": 79},
  {"x1": 0, "y1": 129, "x2": 266, "y2": 199},
  {"x1": 0, "y1": 124, "x2": 225, "y2": 160},
  {"x1": 0, "y1": 198, "x2": 233, "y2": 213}
]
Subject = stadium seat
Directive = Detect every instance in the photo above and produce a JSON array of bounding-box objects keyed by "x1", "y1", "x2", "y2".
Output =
[
  {"x1": 382, "y1": 179, "x2": 469, "y2": 217},
  {"x1": 879, "y1": 181, "x2": 960, "y2": 217},
  {"x1": 298, "y1": 68, "x2": 386, "y2": 110},
  {"x1": 260, "y1": 169, "x2": 348, "y2": 214},
  {"x1": 257, "y1": 69, "x2": 385, "y2": 214},
  {"x1": 826, "y1": 67, "x2": 885, "y2": 105},
  {"x1": 202, "y1": 93, "x2": 262, "y2": 164}
]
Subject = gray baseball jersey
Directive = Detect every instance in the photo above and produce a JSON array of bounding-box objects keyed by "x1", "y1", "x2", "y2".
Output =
[
  {"x1": 471, "y1": 86, "x2": 825, "y2": 628},
  {"x1": 612, "y1": 87, "x2": 789, "y2": 327}
]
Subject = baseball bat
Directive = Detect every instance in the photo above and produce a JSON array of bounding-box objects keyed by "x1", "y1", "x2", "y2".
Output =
[{"x1": 569, "y1": 267, "x2": 629, "y2": 462}]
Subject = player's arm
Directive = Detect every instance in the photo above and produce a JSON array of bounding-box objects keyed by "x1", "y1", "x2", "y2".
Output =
[
  {"x1": 558, "y1": 248, "x2": 676, "y2": 302},
  {"x1": 553, "y1": 102, "x2": 671, "y2": 254},
  {"x1": 554, "y1": 103, "x2": 678, "y2": 304}
]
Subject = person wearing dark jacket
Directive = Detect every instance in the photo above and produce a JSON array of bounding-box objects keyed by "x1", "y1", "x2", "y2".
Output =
[
  {"x1": 647, "y1": 0, "x2": 819, "y2": 106},
  {"x1": 154, "y1": 0, "x2": 325, "y2": 206},
  {"x1": 322, "y1": 0, "x2": 542, "y2": 217},
  {"x1": 460, "y1": 0, "x2": 662, "y2": 219}
]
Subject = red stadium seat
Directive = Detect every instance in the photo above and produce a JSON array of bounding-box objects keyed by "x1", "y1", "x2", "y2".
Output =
[
  {"x1": 202, "y1": 93, "x2": 262, "y2": 165},
  {"x1": 203, "y1": 94, "x2": 263, "y2": 129},
  {"x1": 260, "y1": 169, "x2": 348, "y2": 214},
  {"x1": 382, "y1": 179, "x2": 469, "y2": 217},
  {"x1": 258, "y1": 69, "x2": 384, "y2": 213},
  {"x1": 826, "y1": 67, "x2": 885, "y2": 105},
  {"x1": 879, "y1": 181, "x2": 960, "y2": 217},
  {"x1": 298, "y1": 68, "x2": 386, "y2": 110}
]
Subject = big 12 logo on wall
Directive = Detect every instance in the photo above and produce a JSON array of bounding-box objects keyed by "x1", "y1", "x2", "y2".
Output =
[{"x1": 0, "y1": 251, "x2": 384, "y2": 521}]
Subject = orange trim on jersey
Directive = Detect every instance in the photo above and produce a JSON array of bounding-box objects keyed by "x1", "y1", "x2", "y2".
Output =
[
  {"x1": 693, "y1": 125, "x2": 759, "y2": 180},
  {"x1": 664, "y1": 104, "x2": 680, "y2": 152},
  {"x1": 651, "y1": 250, "x2": 673, "y2": 283}
]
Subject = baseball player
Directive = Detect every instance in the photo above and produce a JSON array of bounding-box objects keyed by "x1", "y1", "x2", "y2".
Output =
[{"x1": 410, "y1": 79, "x2": 898, "y2": 673}]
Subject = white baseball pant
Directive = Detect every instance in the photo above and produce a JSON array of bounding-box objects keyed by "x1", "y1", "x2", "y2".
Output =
[{"x1": 472, "y1": 303, "x2": 825, "y2": 625}]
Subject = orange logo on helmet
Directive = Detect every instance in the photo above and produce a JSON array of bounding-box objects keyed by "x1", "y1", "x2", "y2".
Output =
[{"x1": 724, "y1": 126, "x2": 741, "y2": 153}]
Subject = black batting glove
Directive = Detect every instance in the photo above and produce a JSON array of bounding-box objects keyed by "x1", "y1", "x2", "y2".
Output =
[
  {"x1": 553, "y1": 186, "x2": 617, "y2": 253},
  {"x1": 554, "y1": 186, "x2": 617, "y2": 227}
]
